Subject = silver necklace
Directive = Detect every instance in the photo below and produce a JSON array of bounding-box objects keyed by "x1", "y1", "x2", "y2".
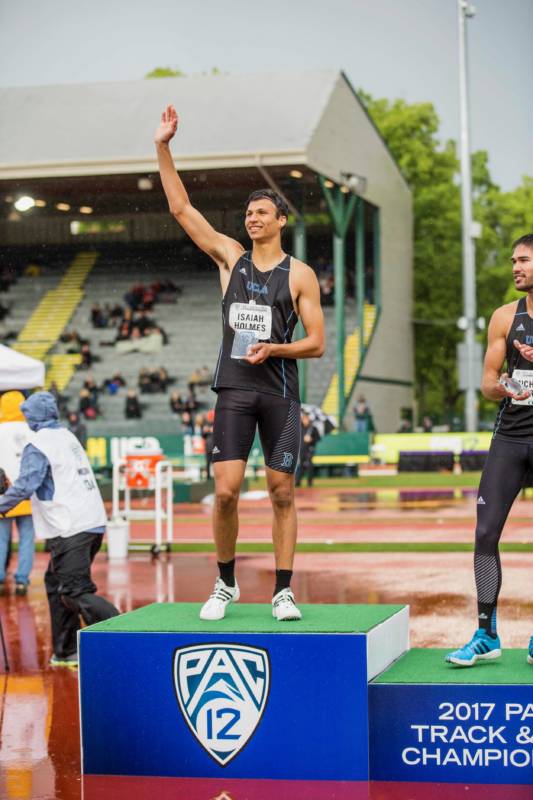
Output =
[{"x1": 248, "y1": 254, "x2": 284, "y2": 305}]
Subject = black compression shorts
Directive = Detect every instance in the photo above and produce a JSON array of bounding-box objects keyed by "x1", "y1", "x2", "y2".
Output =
[{"x1": 211, "y1": 388, "x2": 301, "y2": 474}]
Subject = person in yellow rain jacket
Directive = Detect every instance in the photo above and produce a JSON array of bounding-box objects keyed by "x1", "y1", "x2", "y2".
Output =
[{"x1": 0, "y1": 391, "x2": 35, "y2": 595}]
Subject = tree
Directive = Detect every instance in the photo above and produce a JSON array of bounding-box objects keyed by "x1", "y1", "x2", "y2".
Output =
[
  {"x1": 360, "y1": 94, "x2": 463, "y2": 419},
  {"x1": 360, "y1": 93, "x2": 532, "y2": 424},
  {"x1": 145, "y1": 67, "x2": 186, "y2": 79},
  {"x1": 145, "y1": 66, "x2": 222, "y2": 79}
]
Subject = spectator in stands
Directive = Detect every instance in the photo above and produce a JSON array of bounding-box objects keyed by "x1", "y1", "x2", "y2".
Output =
[
  {"x1": 116, "y1": 326, "x2": 163, "y2": 355},
  {"x1": 133, "y1": 310, "x2": 154, "y2": 335},
  {"x1": 0, "y1": 268, "x2": 15, "y2": 293},
  {"x1": 78, "y1": 389, "x2": 98, "y2": 420},
  {"x1": 422, "y1": 415, "x2": 433, "y2": 433},
  {"x1": 156, "y1": 366, "x2": 170, "y2": 392},
  {"x1": 62, "y1": 329, "x2": 85, "y2": 354},
  {"x1": 319, "y1": 273, "x2": 334, "y2": 307},
  {"x1": 67, "y1": 411, "x2": 87, "y2": 449},
  {"x1": 102, "y1": 372, "x2": 127, "y2": 395},
  {"x1": 185, "y1": 388, "x2": 199, "y2": 413},
  {"x1": 124, "y1": 283, "x2": 144, "y2": 311},
  {"x1": 295, "y1": 411, "x2": 321, "y2": 488},
  {"x1": 398, "y1": 418, "x2": 413, "y2": 433},
  {"x1": 170, "y1": 392, "x2": 187, "y2": 416},
  {"x1": 152, "y1": 324, "x2": 169, "y2": 345},
  {"x1": 116, "y1": 322, "x2": 131, "y2": 342},
  {"x1": 90, "y1": 303, "x2": 108, "y2": 329},
  {"x1": 180, "y1": 410, "x2": 194, "y2": 435},
  {"x1": 109, "y1": 303, "x2": 124, "y2": 324},
  {"x1": 188, "y1": 366, "x2": 213, "y2": 392},
  {"x1": 138, "y1": 368, "x2": 152, "y2": 394},
  {"x1": 125, "y1": 389, "x2": 142, "y2": 419},
  {"x1": 79, "y1": 343, "x2": 94, "y2": 370},
  {"x1": 353, "y1": 395, "x2": 372, "y2": 433},
  {"x1": 0, "y1": 301, "x2": 9, "y2": 321},
  {"x1": 83, "y1": 375, "x2": 100, "y2": 405}
]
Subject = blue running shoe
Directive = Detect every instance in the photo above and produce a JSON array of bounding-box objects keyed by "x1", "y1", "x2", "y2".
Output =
[
  {"x1": 445, "y1": 629, "x2": 501, "y2": 667},
  {"x1": 528, "y1": 636, "x2": 533, "y2": 665}
]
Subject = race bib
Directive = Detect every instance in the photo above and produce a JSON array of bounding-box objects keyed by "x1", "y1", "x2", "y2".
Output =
[
  {"x1": 229, "y1": 302, "x2": 272, "y2": 339},
  {"x1": 510, "y1": 369, "x2": 533, "y2": 405}
]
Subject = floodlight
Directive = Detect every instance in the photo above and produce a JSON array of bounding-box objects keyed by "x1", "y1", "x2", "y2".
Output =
[{"x1": 14, "y1": 196, "x2": 35, "y2": 212}]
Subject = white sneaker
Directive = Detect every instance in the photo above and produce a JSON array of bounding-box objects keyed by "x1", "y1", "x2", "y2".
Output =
[
  {"x1": 272, "y1": 588, "x2": 302, "y2": 621},
  {"x1": 199, "y1": 577, "x2": 240, "y2": 621}
]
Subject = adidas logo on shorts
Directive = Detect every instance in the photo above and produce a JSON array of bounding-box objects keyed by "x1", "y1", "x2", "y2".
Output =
[
  {"x1": 212, "y1": 446, "x2": 221, "y2": 454},
  {"x1": 477, "y1": 496, "x2": 486, "y2": 505}
]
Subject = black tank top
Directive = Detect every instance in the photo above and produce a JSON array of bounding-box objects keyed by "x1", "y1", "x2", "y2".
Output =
[
  {"x1": 212, "y1": 251, "x2": 300, "y2": 401},
  {"x1": 494, "y1": 297, "x2": 533, "y2": 440}
]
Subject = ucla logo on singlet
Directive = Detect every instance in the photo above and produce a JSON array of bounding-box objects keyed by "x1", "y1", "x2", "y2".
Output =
[
  {"x1": 247, "y1": 280, "x2": 268, "y2": 296},
  {"x1": 173, "y1": 644, "x2": 270, "y2": 766}
]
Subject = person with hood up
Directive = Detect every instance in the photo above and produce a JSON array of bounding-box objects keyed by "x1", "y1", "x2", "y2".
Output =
[
  {"x1": 0, "y1": 391, "x2": 35, "y2": 595},
  {"x1": 0, "y1": 391, "x2": 119, "y2": 667}
]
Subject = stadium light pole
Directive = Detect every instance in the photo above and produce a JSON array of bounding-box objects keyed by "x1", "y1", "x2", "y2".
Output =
[{"x1": 457, "y1": 0, "x2": 478, "y2": 432}]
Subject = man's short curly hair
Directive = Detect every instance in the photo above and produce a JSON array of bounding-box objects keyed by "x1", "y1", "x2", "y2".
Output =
[{"x1": 245, "y1": 189, "x2": 289, "y2": 219}]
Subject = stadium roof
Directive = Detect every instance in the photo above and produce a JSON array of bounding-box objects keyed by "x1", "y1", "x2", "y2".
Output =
[{"x1": 0, "y1": 71, "x2": 408, "y2": 203}]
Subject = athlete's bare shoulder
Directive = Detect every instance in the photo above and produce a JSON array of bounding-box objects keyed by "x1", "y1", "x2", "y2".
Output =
[
  {"x1": 489, "y1": 300, "x2": 519, "y2": 337},
  {"x1": 491, "y1": 300, "x2": 519, "y2": 323},
  {"x1": 289, "y1": 258, "x2": 318, "y2": 284}
]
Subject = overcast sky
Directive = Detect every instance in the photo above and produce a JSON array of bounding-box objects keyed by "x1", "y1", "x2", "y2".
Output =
[{"x1": 1, "y1": 0, "x2": 531, "y2": 191}]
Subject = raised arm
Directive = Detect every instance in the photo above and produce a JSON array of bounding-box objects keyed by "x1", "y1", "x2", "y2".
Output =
[
  {"x1": 481, "y1": 304, "x2": 529, "y2": 402},
  {"x1": 155, "y1": 106, "x2": 243, "y2": 272}
]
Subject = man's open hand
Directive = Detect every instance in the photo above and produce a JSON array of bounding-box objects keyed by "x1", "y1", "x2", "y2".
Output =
[
  {"x1": 498, "y1": 371, "x2": 531, "y2": 401},
  {"x1": 513, "y1": 338, "x2": 533, "y2": 363},
  {"x1": 155, "y1": 105, "x2": 178, "y2": 145},
  {"x1": 244, "y1": 343, "x2": 272, "y2": 365}
]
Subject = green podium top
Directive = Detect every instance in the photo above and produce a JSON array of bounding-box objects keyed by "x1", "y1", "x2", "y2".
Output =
[
  {"x1": 373, "y1": 648, "x2": 533, "y2": 685},
  {"x1": 83, "y1": 602, "x2": 405, "y2": 635}
]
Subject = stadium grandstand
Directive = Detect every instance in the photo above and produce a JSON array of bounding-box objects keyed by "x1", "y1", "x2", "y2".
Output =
[{"x1": 0, "y1": 70, "x2": 413, "y2": 433}]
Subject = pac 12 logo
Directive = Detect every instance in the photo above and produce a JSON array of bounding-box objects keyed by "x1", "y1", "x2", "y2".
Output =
[{"x1": 173, "y1": 644, "x2": 270, "y2": 766}]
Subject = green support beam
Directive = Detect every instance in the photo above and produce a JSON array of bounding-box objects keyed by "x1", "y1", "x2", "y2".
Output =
[
  {"x1": 373, "y1": 206, "x2": 382, "y2": 307},
  {"x1": 292, "y1": 216, "x2": 308, "y2": 402},
  {"x1": 319, "y1": 176, "x2": 357, "y2": 426},
  {"x1": 356, "y1": 197, "x2": 365, "y2": 364}
]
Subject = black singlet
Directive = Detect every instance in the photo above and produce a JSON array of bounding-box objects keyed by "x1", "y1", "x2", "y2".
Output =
[
  {"x1": 212, "y1": 251, "x2": 300, "y2": 401},
  {"x1": 494, "y1": 296, "x2": 533, "y2": 440}
]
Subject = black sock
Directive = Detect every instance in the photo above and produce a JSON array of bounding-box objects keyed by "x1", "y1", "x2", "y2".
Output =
[
  {"x1": 477, "y1": 603, "x2": 498, "y2": 639},
  {"x1": 218, "y1": 559, "x2": 235, "y2": 587},
  {"x1": 274, "y1": 569, "x2": 293, "y2": 597}
]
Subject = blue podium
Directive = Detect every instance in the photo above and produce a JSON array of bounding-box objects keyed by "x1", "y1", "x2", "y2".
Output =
[
  {"x1": 79, "y1": 602, "x2": 408, "y2": 780},
  {"x1": 369, "y1": 648, "x2": 533, "y2": 785}
]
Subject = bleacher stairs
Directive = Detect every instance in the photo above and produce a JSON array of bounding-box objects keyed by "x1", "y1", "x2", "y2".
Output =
[
  {"x1": 321, "y1": 302, "x2": 378, "y2": 422},
  {"x1": 13, "y1": 251, "x2": 98, "y2": 389}
]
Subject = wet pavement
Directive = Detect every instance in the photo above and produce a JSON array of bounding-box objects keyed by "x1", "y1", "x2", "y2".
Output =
[
  {"x1": 127, "y1": 485, "x2": 533, "y2": 544},
  {"x1": 1, "y1": 486, "x2": 532, "y2": 799}
]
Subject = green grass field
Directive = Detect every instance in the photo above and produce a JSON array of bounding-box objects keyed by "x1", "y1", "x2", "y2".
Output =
[{"x1": 250, "y1": 472, "x2": 483, "y2": 489}]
